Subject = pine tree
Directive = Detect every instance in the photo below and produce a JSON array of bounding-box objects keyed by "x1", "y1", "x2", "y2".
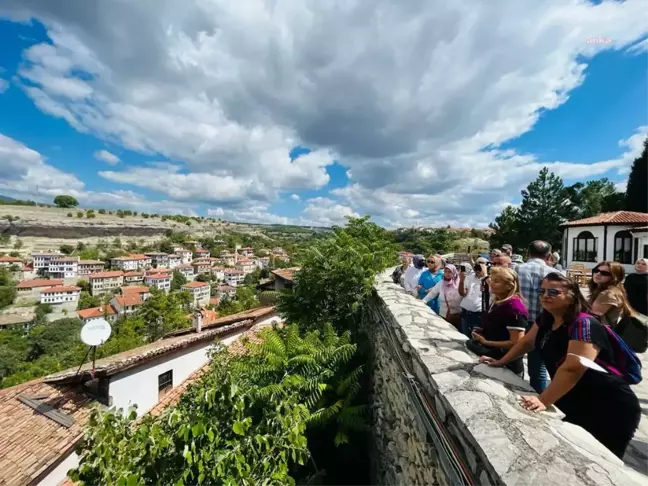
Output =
[
  {"x1": 488, "y1": 205, "x2": 521, "y2": 250},
  {"x1": 625, "y1": 137, "x2": 647, "y2": 213},
  {"x1": 516, "y1": 167, "x2": 577, "y2": 249}
]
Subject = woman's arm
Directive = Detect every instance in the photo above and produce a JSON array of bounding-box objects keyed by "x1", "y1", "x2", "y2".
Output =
[
  {"x1": 478, "y1": 329, "x2": 524, "y2": 349},
  {"x1": 458, "y1": 273, "x2": 467, "y2": 297},
  {"x1": 480, "y1": 323, "x2": 538, "y2": 366},
  {"x1": 533, "y1": 340, "x2": 598, "y2": 408},
  {"x1": 422, "y1": 280, "x2": 442, "y2": 303}
]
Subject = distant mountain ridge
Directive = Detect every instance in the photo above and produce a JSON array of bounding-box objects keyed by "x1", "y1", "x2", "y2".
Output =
[{"x1": 0, "y1": 195, "x2": 16, "y2": 202}]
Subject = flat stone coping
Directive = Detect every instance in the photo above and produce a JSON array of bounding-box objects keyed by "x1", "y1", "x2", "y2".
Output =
[{"x1": 375, "y1": 269, "x2": 645, "y2": 486}]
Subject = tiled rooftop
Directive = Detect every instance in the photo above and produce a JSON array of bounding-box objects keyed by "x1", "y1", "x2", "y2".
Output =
[
  {"x1": 89, "y1": 271, "x2": 123, "y2": 279},
  {"x1": 0, "y1": 379, "x2": 93, "y2": 486},
  {"x1": 77, "y1": 305, "x2": 116, "y2": 319},
  {"x1": 271, "y1": 267, "x2": 300, "y2": 282},
  {"x1": 182, "y1": 281, "x2": 209, "y2": 288},
  {"x1": 17, "y1": 279, "x2": 64, "y2": 289},
  {"x1": 563, "y1": 211, "x2": 648, "y2": 227},
  {"x1": 41, "y1": 286, "x2": 81, "y2": 294}
]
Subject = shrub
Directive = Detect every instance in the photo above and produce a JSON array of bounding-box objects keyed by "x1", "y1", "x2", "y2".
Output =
[
  {"x1": 98, "y1": 209, "x2": 106, "y2": 214},
  {"x1": 67, "y1": 212, "x2": 73, "y2": 217},
  {"x1": 76, "y1": 211, "x2": 84, "y2": 218}
]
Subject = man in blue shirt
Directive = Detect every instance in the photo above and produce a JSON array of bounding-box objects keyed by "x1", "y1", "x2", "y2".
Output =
[{"x1": 516, "y1": 240, "x2": 554, "y2": 393}]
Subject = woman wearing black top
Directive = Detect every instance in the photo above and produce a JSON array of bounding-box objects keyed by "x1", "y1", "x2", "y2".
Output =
[
  {"x1": 480, "y1": 273, "x2": 640, "y2": 458},
  {"x1": 624, "y1": 258, "x2": 648, "y2": 316}
]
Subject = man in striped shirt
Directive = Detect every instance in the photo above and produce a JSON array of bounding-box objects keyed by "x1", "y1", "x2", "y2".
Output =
[{"x1": 516, "y1": 240, "x2": 554, "y2": 393}]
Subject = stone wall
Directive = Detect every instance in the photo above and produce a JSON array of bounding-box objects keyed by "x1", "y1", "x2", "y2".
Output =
[{"x1": 367, "y1": 269, "x2": 645, "y2": 486}]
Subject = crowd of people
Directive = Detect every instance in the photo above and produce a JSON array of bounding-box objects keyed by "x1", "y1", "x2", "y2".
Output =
[{"x1": 393, "y1": 243, "x2": 647, "y2": 459}]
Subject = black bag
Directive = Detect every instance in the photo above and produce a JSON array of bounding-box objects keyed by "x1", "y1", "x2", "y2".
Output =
[{"x1": 616, "y1": 314, "x2": 648, "y2": 353}]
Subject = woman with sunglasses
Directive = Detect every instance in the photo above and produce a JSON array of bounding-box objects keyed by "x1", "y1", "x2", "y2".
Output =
[
  {"x1": 480, "y1": 273, "x2": 640, "y2": 458},
  {"x1": 417, "y1": 255, "x2": 444, "y2": 314},
  {"x1": 588, "y1": 262, "x2": 634, "y2": 328}
]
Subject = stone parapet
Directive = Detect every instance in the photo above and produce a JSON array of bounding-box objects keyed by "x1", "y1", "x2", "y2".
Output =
[{"x1": 367, "y1": 269, "x2": 645, "y2": 486}]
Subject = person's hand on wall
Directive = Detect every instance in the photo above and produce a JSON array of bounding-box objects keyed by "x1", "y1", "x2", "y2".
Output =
[{"x1": 519, "y1": 395, "x2": 546, "y2": 413}]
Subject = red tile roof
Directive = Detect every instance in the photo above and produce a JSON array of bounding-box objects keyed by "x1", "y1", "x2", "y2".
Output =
[
  {"x1": 146, "y1": 274, "x2": 170, "y2": 280},
  {"x1": 563, "y1": 211, "x2": 648, "y2": 227},
  {"x1": 0, "y1": 379, "x2": 94, "y2": 486},
  {"x1": 89, "y1": 271, "x2": 123, "y2": 279},
  {"x1": 172, "y1": 306, "x2": 275, "y2": 335},
  {"x1": 77, "y1": 305, "x2": 116, "y2": 319},
  {"x1": 271, "y1": 267, "x2": 300, "y2": 282},
  {"x1": 113, "y1": 294, "x2": 143, "y2": 307},
  {"x1": 78, "y1": 260, "x2": 104, "y2": 265},
  {"x1": 123, "y1": 271, "x2": 144, "y2": 277},
  {"x1": 0, "y1": 255, "x2": 24, "y2": 263},
  {"x1": 209, "y1": 296, "x2": 221, "y2": 306},
  {"x1": 41, "y1": 286, "x2": 81, "y2": 294},
  {"x1": 122, "y1": 286, "x2": 150, "y2": 294},
  {"x1": 17, "y1": 279, "x2": 64, "y2": 289},
  {"x1": 50, "y1": 257, "x2": 79, "y2": 263},
  {"x1": 182, "y1": 281, "x2": 209, "y2": 288}
]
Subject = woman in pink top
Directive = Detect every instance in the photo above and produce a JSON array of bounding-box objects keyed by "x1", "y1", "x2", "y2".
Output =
[{"x1": 423, "y1": 264, "x2": 463, "y2": 328}]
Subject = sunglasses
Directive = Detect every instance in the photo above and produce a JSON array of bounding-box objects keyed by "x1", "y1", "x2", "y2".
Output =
[
  {"x1": 593, "y1": 269, "x2": 612, "y2": 277},
  {"x1": 538, "y1": 288, "x2": 564, "y2": 297}
]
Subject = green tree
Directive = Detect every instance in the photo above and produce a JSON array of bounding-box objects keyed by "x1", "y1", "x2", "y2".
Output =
[
  {"x1": 279, "y1": 216, "x2": 396, "y2": 334},
  {"x1": 70, "y1": 323, "x2": 364, "y2": 486},
  {"x1": 59, "y1": 244, "x2": 75, "y2": 255},
  {"x1": 159, "y1": 239, "x2": 175, "y2": 254},
  {"x1": 136, "y1": 288, "x2": 189, "y2": 340},
  {"x1": 515, "y1": 167, "x2": 577, "y2": 249},
  {"x1": 171, "y1": 269, "x2": 188, "y2": 291},
  {"x1": 53, "y1": 195, "x2": 79, "y2": 208},
  {"x1": 625, "y1": 137, "x2": 647, "y2": 212},
  {"x1": 0, "y1": 268, "x2": 16, "y2": 309},
  {"x1": 76, "y1": 211, "x2": 84, "y2": 218},
  {"x1": 77, "y1": 291, "x2": 101, "y2": 310},
  {"x1": 566, "y1": 178, "x2": 625, "y2": 218},
  {"x1": 79, "y1": 247, "x2": 100, "y2": 260},
  {"x1": 489, "y1": 205, "x2": 522, "y2": 250},
  {"x1": 243, "y1": 267, "x2": 261, "y2": 285},
  {"x1": 13, "y1": 238, "x2": 23, "y2": 250}
]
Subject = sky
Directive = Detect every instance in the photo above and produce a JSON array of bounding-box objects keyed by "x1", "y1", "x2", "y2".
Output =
[{"x1": 0, "y1": 0, "x2": 646, "y2": 229}]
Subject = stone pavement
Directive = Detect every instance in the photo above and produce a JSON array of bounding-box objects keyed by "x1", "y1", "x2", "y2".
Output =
[{"x1": 369, "y1": 270, "x2": 647, "y2": 486}]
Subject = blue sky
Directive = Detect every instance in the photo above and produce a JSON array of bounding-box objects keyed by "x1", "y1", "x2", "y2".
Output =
[{"x1": 0, "y1": 1, "x2": 646, "y2": 228}]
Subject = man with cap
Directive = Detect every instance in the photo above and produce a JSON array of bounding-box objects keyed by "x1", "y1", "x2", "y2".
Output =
[{"x1": 502, "y1": 244, "x2": 513, "y2": 257}]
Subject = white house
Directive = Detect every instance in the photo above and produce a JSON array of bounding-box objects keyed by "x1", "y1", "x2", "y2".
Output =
[
  {"x1": 145, "y1": 273, "x2": 171, "y2": 293},
  {"x1": 220, "y1": 252, "x2": 236, "y2": 266},
  {"x1": 212, "y1": 266, "x2": 225, "y2": 281},
  {"x1": 256, "y1": 256, "x2": 270, "y2": 269},
  {"x1": 111, "y1": 254, "x2": 152, "y2": 271},
  {"x1": 562, "y1": 211, "x2": 648, "y2": 273},
  {"x1": 181, "y1": 281, "x2": 211, "y2": 307},
  {"x1": 175, "y1": 264, "x2": 195, "y2": 280},
  {"x1": 146, "y1": 252, "x2": 170, "y2": 268},
  {"x1": 47, "y1": 257, "x2": 79, "y2": 279},
  {"x1": 0, "y1": 307, "x2": 278, "y2": 486},
  {"x1": 167, "y1": 254, "x2": 181, "y2": 269},
  {"x1": 194, "y1": 248, "x2": 210, "y2": 259},
  {"x1": 77, "y1": 305, "x2": 117, "y2": 323},
  {"x1": 224, "y1": 269, "x2": 245, "y2": 287},
  {"x1": 89, "y1": 271, "x2": 124, "y2": 296},
  {"x1": 31, "y1": 252, "x2": 64, "y2": 271},
  {"x1": 238, "y1": 247, "x2": 254, "y2": 257},
  {"x1": 218, "y1": 284, "x2": 237, "y2": 298},
  {"x1": 111, "y1": 292, "x2": 145, "y2": 315},
  {"x1": 40, "y1": 286, "x2": 81, "y2": 306},
  {"x1": 174, "y1": 249, "x2": 193, "y2": 265},
  {"x1": 235, "y1": 258, "x2": 257, "y2": 274},
  {"x1": 77, "y1": 260, "x2": 105, "y2": 277}
]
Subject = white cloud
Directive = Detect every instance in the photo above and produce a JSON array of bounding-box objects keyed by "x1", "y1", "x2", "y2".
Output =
[
  {"x1": 302, "y1": 197, "x2": 360, "y2": 227},
  {"x1": 0, "y1": 78, "x2": 8, "y2": 93},
  {"x1": 1, "y1": 0, "x2": 646, "y2": 226},
  {"x1": 290, "y1": 194, "x2": 300, "y2": 201},
  {"x1": 94, "y1": 149, "x2": 120, "y2": 165},
  {"x1": 0, "y1": 132, "x2": 196, "y2": 214}
]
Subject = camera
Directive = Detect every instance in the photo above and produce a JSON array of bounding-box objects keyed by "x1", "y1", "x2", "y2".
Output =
[{"x1": 460, "y1": 264, "x2": 466, "y2": 272}]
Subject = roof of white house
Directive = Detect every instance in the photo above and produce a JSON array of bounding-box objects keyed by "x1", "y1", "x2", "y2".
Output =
[{"x1": 562, "y1": 211, "x2": 648, "y2": 227}]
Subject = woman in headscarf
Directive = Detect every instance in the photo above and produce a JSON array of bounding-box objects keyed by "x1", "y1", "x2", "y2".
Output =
[
  {"x1": 422, "y1": 263, "x2": 463, "y2": 328},
  {"x1": 624, "y1": 258, "x2": 647, "y2": 316},
  {"x1": 392, "y1": 252, "x2": 411, "y2": 285},
  {"x1": 403, "y1": 254, "x2": 426, "y2": 296},
  {"x1": 417, "y1": 255, "x2": 444, "y2": 313}
]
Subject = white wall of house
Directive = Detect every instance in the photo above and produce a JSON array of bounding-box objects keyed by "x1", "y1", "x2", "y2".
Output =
[
  {"x1": 35, "y1": 451, "x2": 79, "y2": 486},
  {"x1": 40, "y1": 290, "x2": 80, "y2": 305},
  {"x1": 564, "y1": 224, "x2": 641, "y2": 274},
  {"x1": 109, "y1": 340, "x2": 214, "y2": 416}
]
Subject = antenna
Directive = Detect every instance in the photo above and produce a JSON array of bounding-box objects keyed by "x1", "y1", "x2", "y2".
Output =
[{"x1": 76, "y1": 318, "x2": 112, "y2": 378}]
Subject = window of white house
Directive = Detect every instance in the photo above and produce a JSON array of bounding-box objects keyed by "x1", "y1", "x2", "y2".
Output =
[
  {"x1": 158, "y1": 370, "x2": 173, "y2": 398},
  {"x1": 572, "y1": 231, "x2": 598, "y2": 262},
  {"x1": 613, "y1": 230, "x2": 633, "y2": 264}
]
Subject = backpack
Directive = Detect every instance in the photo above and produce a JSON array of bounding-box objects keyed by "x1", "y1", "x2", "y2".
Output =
[
  {"x1": 596, "y1": 324, "x2": 642, "y2": 385},
  {"x1": 567, "y1": 314, "x2": 642, "y2": 385},
  {"x1": 615, "y1": 313, "x2": 648, "y2": 354}
]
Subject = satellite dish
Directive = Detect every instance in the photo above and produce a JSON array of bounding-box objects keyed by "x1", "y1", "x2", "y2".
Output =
[{"x1": 81, "y1": 318, "x2": 112, "y2": 346}]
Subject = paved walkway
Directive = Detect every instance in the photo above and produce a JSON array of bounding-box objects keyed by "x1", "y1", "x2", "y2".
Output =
[{"x1": 625, "y1": 349, "x2": 648, "y2": 476}]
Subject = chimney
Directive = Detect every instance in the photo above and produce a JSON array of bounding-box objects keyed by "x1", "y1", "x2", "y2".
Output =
[{"x1": 193, "y1": 309, "x2": 203, "y2": 333}]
